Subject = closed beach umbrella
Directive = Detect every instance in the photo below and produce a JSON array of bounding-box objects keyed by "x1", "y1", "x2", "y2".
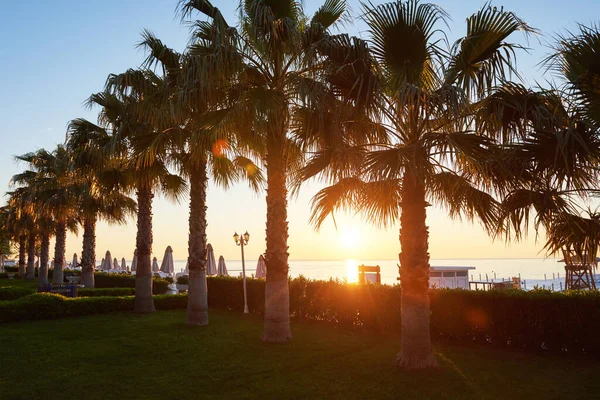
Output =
[
  {"x1": 152, "y1": 257, "x2": 159, "y2": 273},
  {"x1": 121, "y1": 257, "x2": 126, "y2": 270},
  {"x1": 184, "y1": 260, "x2": 189, "y2": 274},
  {"x1": 217, "y1": 256, "x2": 228, "y2": 276},
  {"x1": 72, "y1": 253, "x2": 78, "y2": 268},
  {"x1": 131, "y1": 250, "x2": 137, "y2": 272},
  {"x1": 160, "y1": 246, "x2": 175, "y2": 274},
  {"x1": 113, "y1": 258, "x2": 119, "y2": 270},
  {"x1": 206, "y1": 244, "x2": 217, "y2": 275},
  {"x1": 101, "y1": 251, "x2": 112, "y2": 271},
  {"x1": 255, "y1": 254, "x2": 267, "y2": 278}
]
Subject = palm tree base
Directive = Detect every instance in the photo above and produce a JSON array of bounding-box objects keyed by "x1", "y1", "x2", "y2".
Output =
[
  {"x1": 52, "y1": 272, "x2": 64, "y2": 284},
  {"x1": 396, "y1": 291, "x2": 438, "y2": 368},
  {"x1": 185, "y1": 311, "x2": 209, "y2": 326},
  {"x1": 261, "y1": 321, "x2": 292, "y2": 342},
  {"x1": 394, "y1": 351, "x2": 438, "y2": 369},
  {"x1": 185, "y1": 270, "x2": 208, "y2": 326},
  {"x1": 134, "y1": 301, "x2": 156, "y2": 313},
  {"x1": 261, "y1": 279, "x2": 292, "y2": 342},
  {"x1": 135, "y1": 275, "x2": 155, "y2": 313},
  {"x1": 80, "y1": 271, "x2": 95, "y2": 288}
]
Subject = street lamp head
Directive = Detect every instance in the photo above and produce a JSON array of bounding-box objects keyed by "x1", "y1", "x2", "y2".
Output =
[
  {"x1": 243, "y1": 231, "x2": 250, "y2": 243},
  {"x1": 233, "y1": 232, "x2": 240, "y2": 244}
]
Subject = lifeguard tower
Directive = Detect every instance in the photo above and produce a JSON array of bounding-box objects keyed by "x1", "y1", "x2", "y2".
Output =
[{"x1": 562, "y1": 248, "x2": 597, "y2": 290}]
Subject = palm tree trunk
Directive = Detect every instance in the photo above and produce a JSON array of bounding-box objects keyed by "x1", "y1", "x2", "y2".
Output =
[
  {"x1": 52, "y1": 220, "x2": 67, "y2": 284},
  {"x1": 262, "y1": 134, "x2": 292, "y2": 342},
  {"x1": 186, "y1": 162, "x2": 209, "y2": 326},
  {"x1": 395, "y1": 173, "x2": 437, "y2": 368},
  {"x1": 80, "y1": 215, "x2": 96, "y2": 288},
  {"x1": 38, "y1": 232, "x2": 50, "y2": 288},
  {"x1": 18, "y1": 235, "x2": 26, "y2": 278},
  {"x1": 26, "y1": 232, "x2": 35, "y2": 280},
  {"x1": 135, "y1": 184, "x2": 155, "y2": 313}
]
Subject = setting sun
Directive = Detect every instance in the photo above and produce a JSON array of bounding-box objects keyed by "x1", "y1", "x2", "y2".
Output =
[{"x1": 345, "y1": 259, "x2": 359, "y2": 283}]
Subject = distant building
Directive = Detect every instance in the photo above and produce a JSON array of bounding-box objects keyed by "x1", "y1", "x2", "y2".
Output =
[{"x1": 429, "y1": 266, "x2": 475, "y2": 290}]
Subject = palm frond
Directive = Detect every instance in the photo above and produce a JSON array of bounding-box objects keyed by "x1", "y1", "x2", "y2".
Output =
[{"x1": 445, "y1": 3, "x2": 534, "y2": 96}]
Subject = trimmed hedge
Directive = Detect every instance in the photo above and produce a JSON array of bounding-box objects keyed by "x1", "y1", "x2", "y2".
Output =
[
  {"x1": 0, "y1": 286, "x2": 36, "y2": 301},
  {"x1": 0, "y1": 293, "x2": 187, "y2": 323},
  {"x1": 204, "y1": 276, "x2": 600, "y2": 356},
  {"x1": 0, "y1": 273, "x2": 8, "y2": 279},
  {"x1": 78, "y1": 288, "x2": 135, "y2": 297},
  {"x1": 93, "y1": 273, "x2": 170, "y2": 294}
]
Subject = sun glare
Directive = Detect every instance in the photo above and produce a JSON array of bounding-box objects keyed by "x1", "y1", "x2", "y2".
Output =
[
  {"x1": 346, "y1": 259, "x2": 359, "y2": 283},
  {"x1": 339, "y1": 227, "x2": 361, "y2": 249}
]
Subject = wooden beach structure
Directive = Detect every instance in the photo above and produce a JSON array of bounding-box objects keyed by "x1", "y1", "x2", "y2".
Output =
[
  {"x1": 358, "y1": 265, "x2": 381, "y2": 284},
  {"x1": 561, "y1": 249, "x2": 597, "y2": 290}
]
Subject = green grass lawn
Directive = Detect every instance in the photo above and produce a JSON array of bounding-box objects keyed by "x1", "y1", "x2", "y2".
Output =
[{"x1": 1, "y1": 308, "x2": 599, "y2": 400}]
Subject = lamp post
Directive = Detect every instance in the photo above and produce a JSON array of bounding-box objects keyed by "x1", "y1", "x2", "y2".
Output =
[{"x1": 234, "y1": 231, "x2": 250, "y2": 314}]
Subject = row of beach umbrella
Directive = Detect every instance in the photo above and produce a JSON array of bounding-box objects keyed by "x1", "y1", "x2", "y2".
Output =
[
  {"x1": 71, "y1": 242, "x2": 270, "y2": 278},
  {"x1": 91, "y1": 243, "x2": 239, "y2": 277},
  {"x1": 183, "y1": 244, "x2": 228, "y2": 276}
]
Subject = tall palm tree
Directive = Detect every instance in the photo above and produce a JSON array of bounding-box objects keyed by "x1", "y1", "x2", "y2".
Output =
[
  {"x1": 14, "y1": 147, "x2": 79, "y2": 284},
  {"x1": 180, "y1": 0, "x2": 349, "y2": 342},
  {"x1": 301, "y1": 1, "x2": 532, "y2": 367},
  {"x1": 136, "y1": 31, "x2": 263, "y2": 325},
  {"x1": 4, "y1": 190, "x2": 34, "y2": 279},
  {"x1": 93, "y1": 71, "x2": 187, "y2": 312},
  {"x1": 482, "y1": 26, "x2": 600, "y2": 258},
  {"x1": 67, "y1": 118, "x2": 137, "y2": 288}
]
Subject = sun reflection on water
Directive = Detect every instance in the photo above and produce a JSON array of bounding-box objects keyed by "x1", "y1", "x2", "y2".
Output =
[{"x1": 345, "y1": 259, "x2": 359, "y2": 283}]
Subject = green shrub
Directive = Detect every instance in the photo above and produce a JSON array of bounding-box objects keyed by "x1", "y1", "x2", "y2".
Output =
[
  {"x1": 0, "y1": 293, "x2": 134, "y2": 322},
  {"x1": 93, "y1": 273, "x2": 169, "y2": 294},
  {"x1": 203, "y1": 276, "x2": 600, "y2": 356},
  {"x1": 154, "y1": 294, "x2": 188, "y2": 309},
  {"x1": 176, "y1": 275, "x2": 188, "y2": 284},
  {"x1": 5, "y1": 266, "x2": 18, "y2": 273},
  {"x1": 78, "y1": 288, "x2": 135, "y2": 297},
  {"x1": 0, "y1": 293, "x2": 187, "y2": 322},
  {"x1": 0, "y1": 272, "x2": 9, "y2": 279},
  {"x1": 0, "y1": 286, "x2": 36, "y2": 301}
]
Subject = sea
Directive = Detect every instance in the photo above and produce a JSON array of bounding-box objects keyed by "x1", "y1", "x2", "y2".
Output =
[{"x1": 162, "y1": 258, "x2": 567, "y2": 291}]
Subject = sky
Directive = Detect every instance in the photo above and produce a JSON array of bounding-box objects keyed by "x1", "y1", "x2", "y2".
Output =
[{"x1": 1, "y1": 0, "x2": 599, "y2": 264}]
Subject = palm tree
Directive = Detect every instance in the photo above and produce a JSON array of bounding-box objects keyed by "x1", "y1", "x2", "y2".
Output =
[
  {"x1": 180, "y1": 0, "x2": 349, "y2": 342},
  {"x1": 301, "y1": 1, "x2": 532, "y2": 367},
  {"x1": 14, "y1": 147, "x2": 79, "y2": 284},
  {"x1": 4, "y1": 190, "x2": 34, "y2": 279},
  {"x1": 136, "y1": 31, "x2": 263, "y2": 325},
  {"x1": 66, "y1": 118, "x2": 137, "y2": 288},
  {"x1": 92, "y1": 72, "x2": 186, "y2": 312},
  {"x1": 482, "y1": 26, "x2": 600, "y2": 260}
]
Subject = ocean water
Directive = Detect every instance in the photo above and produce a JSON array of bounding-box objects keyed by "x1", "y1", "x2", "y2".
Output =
[{"x1": 161, "y1": 257, "x2": 567, "y2": 290}]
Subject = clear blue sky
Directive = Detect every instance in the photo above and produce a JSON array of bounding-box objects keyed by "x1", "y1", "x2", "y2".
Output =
[{"x1": 1, "y1": 0, "x2": 598, "y2": 263}]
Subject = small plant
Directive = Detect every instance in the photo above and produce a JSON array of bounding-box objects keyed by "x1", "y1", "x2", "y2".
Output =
[{"x1": 176, "y1": 275, "x2": 188, "y2": 285}]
